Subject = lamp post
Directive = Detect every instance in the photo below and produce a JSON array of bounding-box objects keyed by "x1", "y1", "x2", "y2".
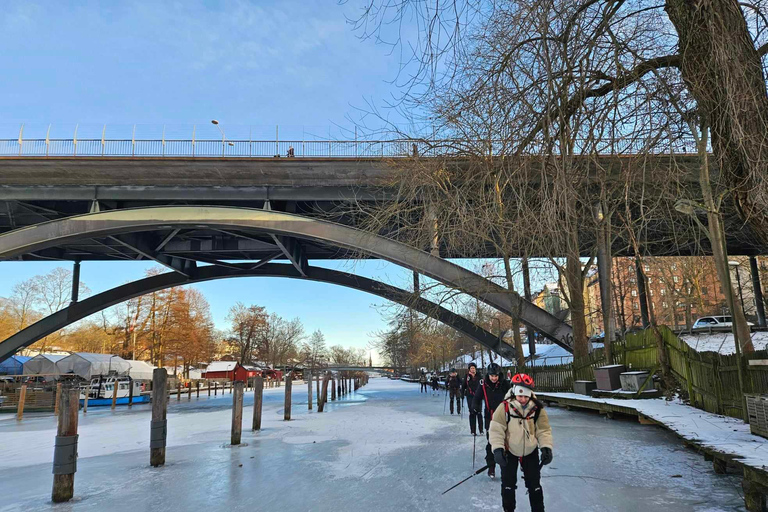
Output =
[{"x1": 211, "y1": 120, "x2": 234, "y2": 156}]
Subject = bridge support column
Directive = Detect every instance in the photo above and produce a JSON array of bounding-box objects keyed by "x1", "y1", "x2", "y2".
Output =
[
  {"x1": 522, "y1": 258, "x2": 535, "y2": 358},
  {"x1": 635, "y1": 258, "x2": 651, "y2": 328},
  {"x1": 751, "y1": 257, "x2": 766, "y2": 327},
  {"x1": 70, "y1": 261, "x2": 81, "y2": 304}
]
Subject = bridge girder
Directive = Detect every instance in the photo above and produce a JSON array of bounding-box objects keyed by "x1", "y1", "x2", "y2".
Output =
[
  {"x1": 0, "y1": 263, "x2": 521, "y2": 362},
  {"x1": 0, "y1": 205, "x2": 573, "y2": 348}
]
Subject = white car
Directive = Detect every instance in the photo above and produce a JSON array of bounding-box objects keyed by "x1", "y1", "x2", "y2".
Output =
[{"x1": 692, "y1": 316, "x2": 754, "y2": 329}]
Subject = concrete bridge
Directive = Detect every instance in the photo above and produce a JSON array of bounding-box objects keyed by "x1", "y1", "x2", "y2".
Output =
[{"x1": 0, "y1": 139, "x2": 763, "y2": 363}]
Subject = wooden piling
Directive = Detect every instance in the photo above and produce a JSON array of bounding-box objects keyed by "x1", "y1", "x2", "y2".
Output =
[
  {"x1": 231, "y1": 382, "x2": 244, "y2": 445},
  {"x1": 51, "y1": 388, "x2": 79, "y2": 503},
  {"x1": 188, "y1": 383, "x2": 191, "y2": 400},
  {"x1": 307, "y1": 370, "x2": 313, "y2": 410},
  {"x1": 316, "y1": 374, "x2": 320, "y2": 398},
  {"x1": 150, "y1": 369, "x2": 168, "y2": 467},
  {"x1": 252, "y1": 376, "x2": 263, "y2": 431},
  {"x1": 54, "y1": 382, "x2": 62, "y2": 416},
  {"x1": 284, "y1": 372, "x2": 292, "y2": 421},
  {"x1": 208, "y1": 380, "x2": 211, "y2": 396},
  {"x1": 331, "y1": 377, "x2": 336, "y2": 401},
  {"x1": 111, "y1": 379, "x2": 119, "y2": 410},
  {"x1": 83, "y1": 382, "x2": 90, "y2": 413},
  {"x1": 196, "y1": 381, "x2": 200, "y2": 397},
  {"x1": 229, "y1": 381, "x2": 232, "y2": 394},
  {"x1": 177, "y1": 382, "x2": 181, "y2": 401},
  {"x1": 214, "y1": 381, "x2": 218, "y2": 395},
  {"x1": 318, "y1": 373, "x2": 330, "y2": 412}
]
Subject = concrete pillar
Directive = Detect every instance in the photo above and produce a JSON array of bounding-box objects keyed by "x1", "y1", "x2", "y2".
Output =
[
  {"x1": 750, "y1": 257, "x2": 766, "y2": 327},
  {"x1": 70, "y1": 261, "x2": 81, "y2": 304}
]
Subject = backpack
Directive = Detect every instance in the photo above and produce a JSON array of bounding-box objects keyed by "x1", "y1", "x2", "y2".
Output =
[{"x1": 503, "y1": 399, "x2": 541, "y2": 425}]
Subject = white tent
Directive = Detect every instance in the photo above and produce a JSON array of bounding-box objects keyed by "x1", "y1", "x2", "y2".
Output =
[
  {"x1": 23, "y1": 354, "x2": 66, "y2": 378},
  {"x1": 55, "y1": 353, "x2": 131, "y2": 379},
  {"x1": 125, "y1": 360, "x2": 156, "y2": 380}
]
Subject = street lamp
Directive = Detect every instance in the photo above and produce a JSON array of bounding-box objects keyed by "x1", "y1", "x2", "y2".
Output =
[
  {"x1": 729, "y1": 261, "x2": 746, "y2": 314},
  {"x1": 211, "y1": 120, "x2": 234, "y2": 155}
]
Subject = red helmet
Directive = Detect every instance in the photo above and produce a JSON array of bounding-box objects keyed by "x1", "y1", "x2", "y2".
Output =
[{"x1": 511, "y1": 373, "x2": 535, "y2": 389}]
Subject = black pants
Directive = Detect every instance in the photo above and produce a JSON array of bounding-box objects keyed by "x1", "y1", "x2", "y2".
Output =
[
  {"x1": 484, "y1": 431, "x2": 494, "y2": 469},
  {"x1": 449, "y1": 388, "x2": 462, "y2": 413},
  {"x1": 501, "y1": 449, "x2": 544, "y2": 512},
  {"x1": 420, "y1": 382, "x2": 427, "y2": 392},
  {"x1": 466, "y1": 396, "x2": 482, "y2": 434}
]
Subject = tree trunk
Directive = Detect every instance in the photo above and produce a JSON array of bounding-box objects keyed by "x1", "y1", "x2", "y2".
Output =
[
  {"x1": 666, "y1": 0, "x2": 768, "y2": 243},
  {"x1": 565, "y1": 247, "x2": 589, "y2": 360},
  {"x1": 503, "y1": 256, "x2": 526, "y2": 368}
]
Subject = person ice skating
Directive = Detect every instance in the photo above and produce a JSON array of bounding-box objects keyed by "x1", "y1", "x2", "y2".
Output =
[
  {"x1": 446, "y1": 368, "x2": 462, "y2": 414},
  {"x1": 462, "y1": 362, "x2": 483, "y2": 435},
  {"x1": 489, "y1": 373, "x2": 553, "y2": 512},
  {"x1": 419, "y1": 372, "x2": 428, "y2": 393},
  {"x1": 430, "y1": 373, "x2": 439, "y2": 395},
  {"x1": 472, "y1": 363, "x2": 510, "y2": 479}
]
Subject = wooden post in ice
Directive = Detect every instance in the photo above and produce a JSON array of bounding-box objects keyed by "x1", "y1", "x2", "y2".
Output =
[
  {"x1": 52, "y1": 388, "x2": 79, "y2": 502},
  {"x1": 252, "y1": 376, "x2": 263, "y2": 431},
  {"x1": 176, "y1": 382, "x2": 181, "y2": 401},
  {"x1": 316, "y1": 374, "x2": 320, "y2": 398},
  {"x1": 231, "y1": 382, "x2": 244, "y2": 445},
  {"x1": 150, "y1": 368, "x2": 168, "y2": 467},
  {"x1": 318, "y1": 373, "x2": 330, "y2": 412},
  {"x1": 307, "y1": 370, "x2": 313, "y2": 410},
  {"x1": 331, "y1": 376, "x2": 336, "y2": 401},
  {"x1": 284, "y1": 372, "x2": 292, "y2": 421},
  {"x1": 188, "y1": 383, "x2": 191, "y2": 400},
  {"x1": 54, "y1": 382, "x2": 62, "y2": 416},
  {"x1": 196, "y1": 381, "x2": 200, "y2": 398},
  {"x1": 83, "y1": 382, "x2": 90, "y2": 413},
  {"x1": 111, "y1": 379, "x2": 119, "y2": 410}
]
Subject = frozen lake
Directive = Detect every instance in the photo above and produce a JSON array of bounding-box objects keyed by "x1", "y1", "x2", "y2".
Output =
[{"x1": 0, "y1": 378, "x2": 745, "y2": 511}]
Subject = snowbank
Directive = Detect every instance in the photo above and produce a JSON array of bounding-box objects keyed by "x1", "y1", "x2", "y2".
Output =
[
  {"x1": 543, "y1": 392, "x2": 768, "y2": 471},
  {"x1": 679, "y1": 331, "x2": 768, "y2": 355}
]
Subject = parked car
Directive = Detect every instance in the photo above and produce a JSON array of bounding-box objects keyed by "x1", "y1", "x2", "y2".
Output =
[{"x1": 692, "y1": 316, "x2": 754, "y2": 329}]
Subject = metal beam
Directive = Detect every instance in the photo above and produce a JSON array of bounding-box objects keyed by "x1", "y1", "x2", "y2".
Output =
[
  {"x1": 0, "y1": 206, "x2": 573, "y2": 347},
  {"x1": 270, "y1": 235, "x2": 307, "y2": 276},
  {"x1": 109, "y1": 234, "x2": 195, "y2": 276},
  {"x1": 0, "y1": 263, "x2": 518, "y2": 362}
]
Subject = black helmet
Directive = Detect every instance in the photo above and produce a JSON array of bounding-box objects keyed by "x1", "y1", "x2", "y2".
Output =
[
  {"x1": 486, "y1": 363, "x2": 503, "y2": 377},
  {"x1": 449, "y1": 367, "x2": 457, "y2": 373}
]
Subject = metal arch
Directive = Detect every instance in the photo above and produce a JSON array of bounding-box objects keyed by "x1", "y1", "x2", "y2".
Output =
[
  {"x1": 0, "y1": 263, "x2": 518, "y2": 362},
  {"x1": 0, "y1": 205, "x2": 573, "y2": 347}
]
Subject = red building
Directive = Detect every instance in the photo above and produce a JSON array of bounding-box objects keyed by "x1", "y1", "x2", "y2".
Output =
[
  {"x1": 203, "y1": 362, "x2": 258, "y2": 382},
  {"x1": 202, "y1": 361, "x2": 282, "y2": 382}
]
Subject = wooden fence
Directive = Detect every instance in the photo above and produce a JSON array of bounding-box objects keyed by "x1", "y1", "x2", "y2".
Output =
[{"x1": 507, "y1": 326, "x2": 768, "y2": 420}]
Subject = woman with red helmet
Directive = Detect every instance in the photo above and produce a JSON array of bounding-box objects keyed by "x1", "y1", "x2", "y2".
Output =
[{"x1": 488, "y1": 373, "x2": 553, "y2": 512}]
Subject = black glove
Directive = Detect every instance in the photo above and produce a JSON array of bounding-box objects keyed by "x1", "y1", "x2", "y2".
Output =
[
  {"x1": 493, "y1": 448, "x2": 508, "y2": 468},
  {"x1": 540, "y1": 447, "x2": 553, "y2": 466}
]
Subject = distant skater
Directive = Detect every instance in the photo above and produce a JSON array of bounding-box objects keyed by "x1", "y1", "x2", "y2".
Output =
[
  {"x1": 446, "y1": 368, "x2": 462, "y2": 415},
  {"x1": 419, "y1": 372, "x2": 428, "y2": 393}
]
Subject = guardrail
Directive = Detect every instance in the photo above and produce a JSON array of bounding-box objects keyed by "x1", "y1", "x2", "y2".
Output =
[{"x1": 0, "y1": 137, "x2": 700, "y2": 158}]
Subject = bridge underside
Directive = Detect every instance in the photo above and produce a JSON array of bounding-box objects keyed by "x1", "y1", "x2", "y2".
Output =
[
  {"x1": 0, "y1": 157, "x2": 764, "y2": 259},
  {"x1": 0, "y1": 263, "x2": 520, "y2": 363}
]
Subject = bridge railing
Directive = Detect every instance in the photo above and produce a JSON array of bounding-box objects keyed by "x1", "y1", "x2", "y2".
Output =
[{"x1": 0, "y1": 137, "x2": 699, "y2": 158}]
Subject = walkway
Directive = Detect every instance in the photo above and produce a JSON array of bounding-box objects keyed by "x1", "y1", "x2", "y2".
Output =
[{"x1": 0, "y1": 379, "x2": 745, "y2": 511}]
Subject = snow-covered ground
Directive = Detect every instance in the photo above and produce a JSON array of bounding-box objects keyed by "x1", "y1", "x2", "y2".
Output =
[
  {"x1": 0, "y1": 379, "x2": 746, "y2": 511},
  {"x1": 544, "y1": 391, "x2": 768, "y2": 473},
  {"x1": 679, "y1": 331, "x2": 768, "y2": 354}
]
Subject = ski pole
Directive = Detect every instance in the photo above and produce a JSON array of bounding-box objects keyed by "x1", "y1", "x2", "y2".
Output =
[
  {"x1": 443, "y1": 385, "x2": 448, "y2": 415},
  {"x1": 442, "y1": 465, "x2": 489, "y2": 495},
  {"x1": 472, "y1": 432, "x2": 477, "y2": 470}
]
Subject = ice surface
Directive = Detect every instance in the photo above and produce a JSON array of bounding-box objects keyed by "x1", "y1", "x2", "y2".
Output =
[{"x1": 0, "y1": 379, "x2": 746, "y2": 511}]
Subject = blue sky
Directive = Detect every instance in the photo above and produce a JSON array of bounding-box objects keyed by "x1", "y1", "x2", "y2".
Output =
[{"x1": 0, "y1": 1, "x2": 425, "y2": 360}]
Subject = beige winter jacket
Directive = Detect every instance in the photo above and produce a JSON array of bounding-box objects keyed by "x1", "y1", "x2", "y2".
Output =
[{"x1": 488, "y1": 388, "x2": 553, "y2": 457}]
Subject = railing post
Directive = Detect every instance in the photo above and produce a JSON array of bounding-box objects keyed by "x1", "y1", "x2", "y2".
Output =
[{"x1": 307, "y1": 370, "x2": 313, "y2": 410}]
